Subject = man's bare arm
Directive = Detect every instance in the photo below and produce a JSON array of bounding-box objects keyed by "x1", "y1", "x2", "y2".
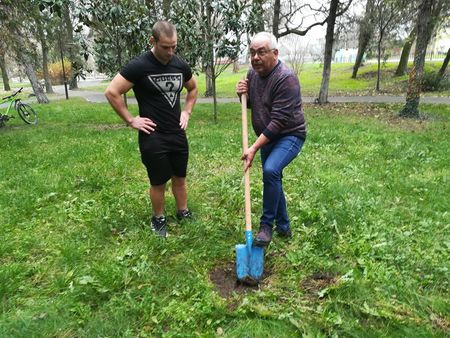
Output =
[
  {"x1": 179, "y1": 76, "x2": 198, "y2": 130},
  {"x1": 105, "y1": 74, "x2": 156, "y2": 133}
]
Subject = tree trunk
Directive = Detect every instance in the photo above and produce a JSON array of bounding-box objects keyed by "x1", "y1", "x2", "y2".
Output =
[
  {"x1": 395, "y1": 27, "x2": 416, "y2": 76},
  {"x1": 8, "y1": 24, "x2": 49, "y2": 103},
  {"x1": 42, "y1": 43, "x2": 54, "y2": 94},
  {"x1": 23, "y1": 62, "x2": 49, "y2": 103},
  {"x1": 437, "y1": 47, "x2": 450, "y2": 79},
  {"x1": 0, "y1": 51, "x2": 11, "y2": 91},
  {"x1": 63, "y1": 3, "x2": 80, "y2": 90},
  {"x1": 212, "y1": 63, "x2": 218, "y2": 123},
  {"x1": 400, "y1": 0, "x2": 442, "y2": 118},
  {"x1": 204, "y1": 63, "x2": 213, "y2": 95},
  {"x1": 38, "y1": 22, "x2": 54, "y2": 94},
  {"x1": 376, "y1": 8, "x2": 385, "y2": 93},
  {"x1": 272, "y1": 0, "x2": 281, "y2": 38},
  {"x1": 352, "y1": 0, "x2": 375, "y2": 78},
  {"x1": 376, "y1": 33, "x2": 382, "y2": 91},
  {"x1": 204, "y1": 0, "x2": 214, "y2": 99},
  {"x1": 19, "y1": 54, "x2": 49, "y2": 103},
  {"x1": 318, "y1": 0, "x2": 339, "y2": 104}
]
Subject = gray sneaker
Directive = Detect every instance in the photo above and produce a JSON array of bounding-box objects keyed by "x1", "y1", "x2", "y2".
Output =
[{"x1": 151, "y1": 215, "x2": 167, "y2": 237}]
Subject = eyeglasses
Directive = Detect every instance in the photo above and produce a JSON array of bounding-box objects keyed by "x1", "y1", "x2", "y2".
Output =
[{"x1": 249, "y1": 48, "x2": 275, "y2": 57}]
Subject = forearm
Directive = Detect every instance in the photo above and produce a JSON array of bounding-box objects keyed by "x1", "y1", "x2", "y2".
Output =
[
  {"x1": 183, "y1": 87, "x2": 198, "y2": 114},
  {"x1": 249, "y1": 133, "x2": 270, "y2": 153},
  {"x1": 105, "y1": 91, "x2": 134, "y2": 125}
]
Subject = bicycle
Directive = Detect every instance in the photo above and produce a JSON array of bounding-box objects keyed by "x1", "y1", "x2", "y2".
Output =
[{"x1": 0, "y1": 87, "x2": 38, "y2": 127}]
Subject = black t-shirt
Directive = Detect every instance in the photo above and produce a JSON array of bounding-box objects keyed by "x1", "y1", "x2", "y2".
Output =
[{"x1": 120, "y1": 51, "x2": 193, "y2": 133}]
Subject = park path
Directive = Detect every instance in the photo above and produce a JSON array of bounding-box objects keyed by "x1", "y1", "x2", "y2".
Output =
[{"x1": 52, "y1": 81, "x2": 450, "y2": 105}]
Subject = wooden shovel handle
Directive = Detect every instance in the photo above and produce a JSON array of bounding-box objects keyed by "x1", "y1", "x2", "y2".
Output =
[{"x1": 241, "y1": 94, "x2": 252, "y2": 231}]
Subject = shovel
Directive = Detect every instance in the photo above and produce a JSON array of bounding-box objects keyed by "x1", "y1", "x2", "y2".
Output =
[{"x1": 235, "y1": 94, "x2": 264, "y2": 285}]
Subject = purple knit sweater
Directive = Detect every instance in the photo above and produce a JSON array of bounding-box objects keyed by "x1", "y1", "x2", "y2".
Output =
[{"x1": 247, "y1": 61, "x2": 307, "y2": 141}]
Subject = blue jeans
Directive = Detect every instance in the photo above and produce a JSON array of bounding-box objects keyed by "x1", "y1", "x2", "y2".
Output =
[{"x1": 260, "y1": 135, "x2": 304, "y2": 231}]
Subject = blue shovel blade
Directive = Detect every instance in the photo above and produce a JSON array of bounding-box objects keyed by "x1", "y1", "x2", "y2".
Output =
[
  {"x1": 235, "y1": 244, "x2": 249, "y2": 281},
  {"x1": 235, "y1": 243, "x2": 264, "y2": 283},
  {"x1": 249, "y1": 246, "x2": 264, "y2": 280}
]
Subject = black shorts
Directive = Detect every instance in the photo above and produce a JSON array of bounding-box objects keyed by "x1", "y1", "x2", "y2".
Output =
[{"x1": 139, "y1": 131, "x2": 189, "y2": 186}]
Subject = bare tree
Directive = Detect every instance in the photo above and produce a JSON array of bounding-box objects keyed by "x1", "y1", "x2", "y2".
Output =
[
  {"x1": 437, "y1": 47, "x2": 450, "y2": 80},
  {"x1": 374, "y1": 0, "x2": 408, "y2": 91},
  {"x1": 399, "y1": 0, "x2": 447, "y2": 118},
  {"x1": 352, "y1": 0, "x2": 376, "y2": 78},
  {"x1": 271, "y1": 0, "x2": 330, "y2": 39},
  {"x1": 394, "y1": 26, "x2": 416, "y2": 76},
  {"x1": 317, "y1": 0, "x2": 353, "y2": 104},
  {"x1": 283, "y1": 35, "x2": 308, "y2": 76}
]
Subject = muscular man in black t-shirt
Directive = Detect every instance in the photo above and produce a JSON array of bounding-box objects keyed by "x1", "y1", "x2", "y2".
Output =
[{"x1": 105, "y1": 21, "x2": 198, "y2": 237}]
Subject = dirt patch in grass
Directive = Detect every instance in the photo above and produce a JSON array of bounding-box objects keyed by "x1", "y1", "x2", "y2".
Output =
[
  {"x1": 300, "y1": 272, "x2": 339, "y2": 298},
  {"x1": 90, "y1": 123, "x2": 126, "y2": 131},
  {"x1": 431, "y1": 314, "x2": 449, "y2": 333},
  {"x1": 210, "y1": 261, "x2": 270, "y2": 300}
]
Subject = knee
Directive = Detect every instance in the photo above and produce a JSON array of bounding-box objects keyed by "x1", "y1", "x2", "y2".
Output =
[
  {"x1": 150, "y1": 184, "x2": 166, "y2": 194},
  {"x1": 171, "y1": 176, "x2": 186, "y2": 188},
  {"x1": 263, "y1": 166, "x2": 281, "y2": 182}
]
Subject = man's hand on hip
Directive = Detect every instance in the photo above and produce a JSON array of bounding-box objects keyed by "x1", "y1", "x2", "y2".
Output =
[{"x1": 129, "y1": 116, "x2": 156, "y2": 134}]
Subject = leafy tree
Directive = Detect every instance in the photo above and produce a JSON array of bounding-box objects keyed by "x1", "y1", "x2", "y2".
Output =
[
  {"x1": 35, "y1": 8, "x2": 58, "y2": 94},
  {"x1": 38, "y1": 0, "x2": 87, "y2": 90},
  {"x1": 78, "y1": 0, "x2": 155, "y2": 78},
  {"x1": 62, "y1": 2, "x2": 83, "y2": 89},
  {"x1": 0, "y1": 0, "x2": 49, "y2": 103},
  {"x1": 252, "y1": 0, "x2": 266, "y2": 32},
  {"x1": 172, "y1": 0, "x2": 259, "y2": 122},
  {"x1": 399, "y1": 0, "x2": 449, "y2": 118}
]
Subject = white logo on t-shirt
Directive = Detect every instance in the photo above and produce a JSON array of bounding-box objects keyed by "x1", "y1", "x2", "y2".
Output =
[{"x1": 148, "y1": 73, "x2": 183, "y2": 107}]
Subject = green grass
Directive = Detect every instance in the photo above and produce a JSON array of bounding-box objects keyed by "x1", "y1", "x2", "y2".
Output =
[
  {"x1": 72, "y1": 61, "x2": 450, "y2": 98},
  {"x1": 1, "y1": 99, "x2": 449, "y2": 336}
]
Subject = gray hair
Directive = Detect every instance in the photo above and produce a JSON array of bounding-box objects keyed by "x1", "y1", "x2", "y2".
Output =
[{"x1": 252, "y1": 32, "x2": 278, "y2": 49}]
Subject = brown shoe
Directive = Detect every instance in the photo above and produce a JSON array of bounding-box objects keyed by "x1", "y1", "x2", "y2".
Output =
[{"x1": 254, "y1": 224, "x2": 273, "y2": 247}]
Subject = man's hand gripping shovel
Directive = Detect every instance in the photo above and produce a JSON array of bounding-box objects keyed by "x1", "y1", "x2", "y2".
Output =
[{"x1": 235, "y1": 93, "x2": 264, "y2": 285}]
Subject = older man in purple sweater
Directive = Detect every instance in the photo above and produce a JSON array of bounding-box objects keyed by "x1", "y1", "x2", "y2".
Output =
[{"x1": 236, "y1": 32, "x2": 307, "y2": 247}]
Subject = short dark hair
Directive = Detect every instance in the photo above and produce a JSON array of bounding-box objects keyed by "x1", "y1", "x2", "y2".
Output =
[{"x1": 152, "y1": 21, "x2": 177, "y2": 41}]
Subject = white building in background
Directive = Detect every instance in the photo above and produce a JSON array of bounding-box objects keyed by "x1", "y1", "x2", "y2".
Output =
[
  {"x1": 334, "y1": 48, "x2": 359, "y2": 63},
  {"x1": 429, "y1": 28, "x2": 450, "y2": 58}
]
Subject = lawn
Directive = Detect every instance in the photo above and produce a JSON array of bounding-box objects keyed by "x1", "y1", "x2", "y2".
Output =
[{"x1": 0, "y1": 98, "x2": 449, "y2": 337}]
